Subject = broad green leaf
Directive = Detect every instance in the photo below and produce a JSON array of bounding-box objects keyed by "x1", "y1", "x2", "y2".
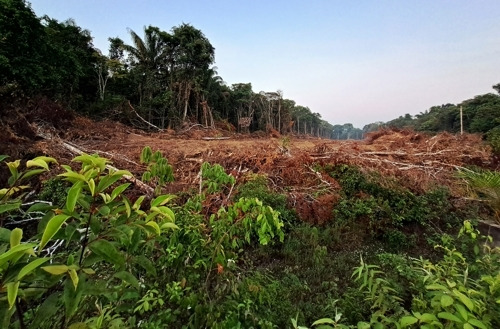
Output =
[
  {"x1": 82, "y1": 268, "x2": 95, "y2": 275},
  {"x1": 426, "y1": 283, "x2": 448, "y2": 291},
  {"x1": 17, "y1": 257, "x2": 49, "y2": 280},
  {"x1": 26, "y1": 159, "x2": 49, "y2": 170},
  {"x1": 114, "y1": 271, "x2": 139, "y2": 289},
  {"x1": 6, "y1": 281, "x2": 20, "y2": 310},
  {"x1": 0, "y1": 201, "x2": 22, "y2": 215},
  {"x1": 399, "y1": 316, "x2": 418, "y2": 327},
  {"x1": 27, "y1": 202, "x2": 54, "y2": 213},
  {"x1": 0, "y1": 244, "x2": 36, "y2": 267},
  {"x1": 42, "y1": 265, "x2": 69, "y2": 275},
  {"x1": 468, "y1": 318, "x2": 488, "y2": 329},
  {"x1": 20, "y1": 168, "x2": 46, "y2": 180},
  {"x1": 69, "y1": 269, "x2": 79, "y2": 289},
  {"x1": 161, "y1": 222, "x2": 179, "y2": 230},
  {"x1": 0, "y1": 155, "x2": 9, "y2": 162},
  {"x1": 357, "y1": 322, "x2": 370, "y2": 329},
  {"x1": 88, "y1": 240, "x2": 125, "y2": 267},
  {"x1": 6, "y1": 160, "x2": 20, "y2": 178},
  {"x1": 39, "y1": 214, "x2": 71, "y2": 250},
  {"x1": 0, "y1": 228, "x2": 10, "y2": 243},
  {"x1": 98, "y1": 205, "x2": 110, "y2": 216},
  {"x1": 441, "y1": 294, "x2": 454, "y2": 307},
  {"x1": 145, "y1": 221, "x2": 161, "y2": 235},
  {"x1": 10, "y1": 228, "x2": 22, "y2": 248},
  {"x1": 453, "y1": 289, "x2": 474, "y2": 311},
  {"x1": 311, "y1": 318, "x2": 336, "y2": 326},
  {"x1": 438, "y1": 312, "x2": 462, "y2": 323},
  {"x1": 59, "y1": 171, "x2": 87, "y2": 182},
  {"x1": 111, "y1": 183, "x2": 130, "y2": 200},
  {"x1": 31, "y1": 156, "x2": 57, "y2": 165},
  {"x1": 463, "y1": 324, "x2": 473, "y2": 329},
  {"x1": 454, "y1": 303, "x2": 468, "y2": 321},
  {"x1": 420, "y1": 313, "x2": 438, "y2": 323},
  {"x1": 96, "y1": 173, "x2": 126, "y2": 194},
  {"x1": 133, "y1": 196, "x2": 145, "y2": 210},
  {"x1": 151, "y1": 194, "x2": 175, "y2": 207},
  {"x1": 66, "y1": 181, "x2": 83, "y2": 212}
]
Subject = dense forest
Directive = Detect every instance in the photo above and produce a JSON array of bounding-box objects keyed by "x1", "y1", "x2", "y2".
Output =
[
  {"x1": 1, "y1": 1, "x2": 500, "y2": 329},
  {"x1": 0, "y1": 0, "x2": 335, "y2": 138}
]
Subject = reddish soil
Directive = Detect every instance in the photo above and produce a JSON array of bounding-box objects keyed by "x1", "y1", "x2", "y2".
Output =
[{"x1": 1, "y1": 101, "x2": 494, "y2": 223}]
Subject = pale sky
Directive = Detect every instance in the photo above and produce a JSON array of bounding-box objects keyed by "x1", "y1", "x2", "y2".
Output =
[{"x1": 29, "y1": 0, "x2": 500, "y2": 128}]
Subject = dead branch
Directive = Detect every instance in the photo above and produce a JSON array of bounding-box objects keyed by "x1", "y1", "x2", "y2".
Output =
[
  {"x1": 128, "y1": 101, "x2": 163, "y2": 132},
  {"x1": 202, "y1": 137, "x2": 231, "y2": 140}
]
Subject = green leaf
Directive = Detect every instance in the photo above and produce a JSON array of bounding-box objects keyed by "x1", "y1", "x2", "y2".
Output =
[
  {"x1": 39, "y1": 214, "x2": 71, "y2": 250},
  {"x1": 133, "y1": 255, "x2": 156, "y2": 276},
  {"x1": 111, "y1": 183, "x2": 130, "y2": 200},
  {"x1": 88, "y1": 240, "x2": 125, "y2": 267},
  {"x1": 145, "y1": 221, "x2": 161, "y2": 235},
  {"x1": 426, "y1": 283, "x2": 448, "y2": 291},
  {"x1": 463, "y1": 324, "x2": 473, "y2": 329},
  {"x1": 66, "y1": 181, "x2": 83, "y2": 213},
  {"x1": 0, "y1": 228, "x2": 10, "y2": 243},
  {"x1": 26, "y1": 159, "x2": 49, "y2": 170},
  {"x1": 114, "y1": 271, "x2": 139, "y2": 289},
  {"x1": 453, "y1": 289, "x2": 474, "y2": 311},
  {"x1": 59, "y1": 171, "x2": 87, "y2": 182},
  {"x1": 17, "y1": 257, "x2": 49, "y2": 280},
  {"x1": 68, "y1": 269, "x2": 79, "y2": 289},
  {"x1": 6, "y1": 281, "x2": 20, "y2": 310},
  {"x1": 87, "y1": 178, "x2": 96, "y2": 196},
  {"x1": 96, "y1": 173, "x2": 126, "y2": 194},
  {"x1": 311, "y1": 318, "x2": 336, "y2": 326},
  {"x1": 10, "y1": 228, "x2": 22, "y2": 248},
  {"x1": 399, "y1": 316, "x2": 418, "y2": 327},
  {"x1": 441, "y1": 294, "x2": 454, "y2": 308},
  {"x1": 438, "y1": 312, "x2": 462, "y2": 323},
  {"x1": 357, "y1": 322, "x2": 370, "y2": 329},
  {"x1": 42, "y1": 265, "x2": 70, "y2": 275},
  {"x1": 420, "y1": 313, "x2": 438, "y2": 323},
  {"x1": 0, "y1": 155, "x2": 9, "y2": 162},
  {"x1": 20, "y1": 168, "x2": 46, "y2": 180},
  {"x1": 68, "y1": 322, "x2": 89, "y2": 329},
  {"x1": 63, "y1": 274, "x2": 84, "y2": 319},
  {"x1": 151, "y1": 194, "x2": 175, "y2": 207},
  {"x1": 0, "y1": 201, "x2": 22, "y2": 215},
  {"x1": 133, "y1": 196, "x2": 145, "y2": 210},
  {"x1": 27, "y1": 202, "x2": 55, "y2": 213},
  {"x1": 468, "y1": 318, "x2": 488, "y2": 329},
  {"x1": 161, "y1": 222, "x2": 179, "y2": 230},
  {"x1": 0, "y1": 244, "x2": 36, "y2": 267}
]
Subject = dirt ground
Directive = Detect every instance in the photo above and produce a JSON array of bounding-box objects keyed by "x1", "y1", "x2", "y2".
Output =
[{"x1": 2, "y1": 108, "x2": 495, "y2": 224}]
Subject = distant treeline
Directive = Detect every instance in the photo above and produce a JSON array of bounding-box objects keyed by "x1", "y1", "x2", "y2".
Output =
[
  {"x1": 0, "y1": 0, "x2": 336, "y2": 138},
  {"x1": 364, "y1": 84, "x2": 500, "y2": 138}
]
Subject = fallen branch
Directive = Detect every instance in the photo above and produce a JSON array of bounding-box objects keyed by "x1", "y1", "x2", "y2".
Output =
[
  {"x1": 128, "y1": 101, "x2": 163, "y2": 132},
  {"x1": 202, "y1": 137, "x2": 231, "y2": 140}
]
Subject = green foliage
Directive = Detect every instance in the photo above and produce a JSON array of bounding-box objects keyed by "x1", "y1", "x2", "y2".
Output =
[
  {"x1": 328, "y1": 164, "x2": 459, "y2": 249},
  {"x1": 201, "y1": 162, "x2": 235, "y2": 194},
  {"x1": 140, "y1": 146, "x2": 174, "y2": 195},
  {"x1": 235, "y1": 174, "x2": 298, "y2": 227},
  {"x1": 459, "y1": 168, "x2": 500, "y2": 222},
  {"x1": 486, "y1": 125, "x2": 500, "y2": 155},
  {"x1": 0, "y1": 153, "x2": 178, "y2": 328},
  {"x1": 38, "y1": 177, "x2": 68, "y2": 207}
]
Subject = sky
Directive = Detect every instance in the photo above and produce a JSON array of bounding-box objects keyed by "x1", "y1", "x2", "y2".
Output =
[{"x1": 28, "y1": 0, "x2": 500, "y2": 128}]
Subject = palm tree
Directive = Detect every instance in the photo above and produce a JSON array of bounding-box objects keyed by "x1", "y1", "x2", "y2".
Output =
[{"x1": 122, "y1": 26, "x2": 168, "y2": 108}]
